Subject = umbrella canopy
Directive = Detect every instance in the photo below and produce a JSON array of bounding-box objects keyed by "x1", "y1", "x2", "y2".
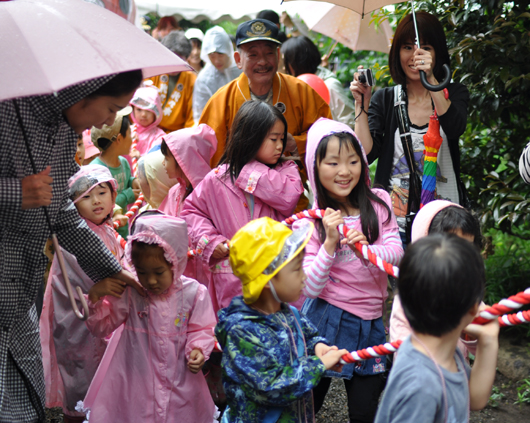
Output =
[
  {"x1": 0, "y1": 0, "x2": 193, "y2": 102},
  {"x1": 284, "y1": 1, "x2": 393, "y2": 53},
  {"x1": 283, "y1": 0, "x2": 400, "y2": 17}
]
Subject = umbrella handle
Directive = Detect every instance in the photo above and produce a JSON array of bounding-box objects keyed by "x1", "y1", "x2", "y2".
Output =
[
  {"x1": 420, "y1": 64, "x2": 451, "y2": 92},
  {"x1": 51, "y1": 234, "x2": 89, "y2": 321}
]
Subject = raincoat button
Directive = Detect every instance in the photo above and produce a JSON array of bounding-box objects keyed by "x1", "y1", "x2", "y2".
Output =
[
  {"x1": 159, "y1": 341, "x2": 164, "y2": 346},
  {"x1": 161, "y1": 326, "x2": 166, "y2": 331},
  {"x1": 162, "y1": 312, "x2": 167, "y2": 317}
]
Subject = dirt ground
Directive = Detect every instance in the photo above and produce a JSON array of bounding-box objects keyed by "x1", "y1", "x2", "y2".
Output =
[{"x1": 314, "y1": 371, "x2": 530, "y2": 423}]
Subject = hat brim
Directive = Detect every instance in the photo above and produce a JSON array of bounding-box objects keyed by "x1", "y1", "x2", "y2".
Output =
[
  {"x1": 237, "y1": 37, "x2": 281, "y2": 47},
  {"x1": 243, "y1": 221, "x2": 314, "y2": 304}
]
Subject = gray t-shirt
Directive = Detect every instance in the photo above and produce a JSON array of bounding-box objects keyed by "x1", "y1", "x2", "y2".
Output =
[{"x1": 375, "y1": 336, "x2": 471, "y2": 423}]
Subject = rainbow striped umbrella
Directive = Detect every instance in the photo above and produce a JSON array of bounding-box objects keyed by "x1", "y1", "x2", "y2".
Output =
[{"x1": 421, "y1": 113, "x2": 444, "y2": 208}]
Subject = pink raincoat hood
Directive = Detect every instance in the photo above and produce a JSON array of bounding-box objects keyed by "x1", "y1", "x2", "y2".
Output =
[
  {"x1": 68, "y1": 164, "x2": 117, "y2": 204},
  {"x1": 164, "y1": 124, "x2": 218, "y2": 188},
  {"x1": 125, "y1": 214, "x2": 189, "y2": 283},
  {"x1": 130, "y1": 86, "x2": 163, "y2": 132},
  {"x1": 410, "y1": 200, "x2": 463, "y2": 243},
  {"x1": 305, "y1": 118, "x2": 370, "y2": 209}
]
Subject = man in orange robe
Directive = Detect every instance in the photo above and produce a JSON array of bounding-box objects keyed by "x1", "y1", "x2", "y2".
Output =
[
  {"x1": 199, "y1": 19, "x2": 332, "y2": 168},
  {"x1": 149, "y1": 30, "x2": 196, "y2": 132}
]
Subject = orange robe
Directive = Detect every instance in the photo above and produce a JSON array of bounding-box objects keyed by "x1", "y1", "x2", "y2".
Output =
[
  {"x1": 150, "y1": 72, "x2": 196, "y2": 132},
  {"x1": 199, "y1": 72, "x2": 332, "y2": 167}
]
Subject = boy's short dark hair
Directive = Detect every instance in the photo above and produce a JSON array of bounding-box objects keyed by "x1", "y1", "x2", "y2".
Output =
[
  {"x1": 398, "y1": 234, "x2": 485, "y2": 337},
  {"x1": 429, "y1": 206, "x2": 483, "y2": 249}
]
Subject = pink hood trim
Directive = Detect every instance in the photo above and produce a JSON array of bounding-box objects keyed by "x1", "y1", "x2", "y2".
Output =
[
  {"x1": 410, "y1": 200, "x2": 463, "y2": 243},
  {"x1": 164, "y1": 124, "x2": 218, "y2": 188},
  {"x1": 305, "y1": 117, "x2": 370, "y2": 209},
  {"x1": 125, "y1": 214, "x2": 189, "y2": 283},
  {"x1": 130, "y1": 86, "x2": 163, "y2": 133}
]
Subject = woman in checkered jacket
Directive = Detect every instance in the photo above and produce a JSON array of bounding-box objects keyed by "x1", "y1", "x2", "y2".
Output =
[{"x1": 0, "y1": 70, "x2": 144, "y2": 422}]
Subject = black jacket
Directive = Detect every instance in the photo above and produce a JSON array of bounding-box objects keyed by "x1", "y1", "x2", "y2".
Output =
[{"x1": 366, "y1": 82, "x2": 470, "y2": 206}]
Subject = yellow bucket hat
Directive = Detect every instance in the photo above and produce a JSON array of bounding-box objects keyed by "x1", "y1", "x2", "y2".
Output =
[{"x1": 229, "y1": 217, "x2": 314, "y2": 304}]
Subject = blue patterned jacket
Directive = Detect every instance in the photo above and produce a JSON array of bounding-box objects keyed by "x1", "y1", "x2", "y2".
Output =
[{"x1": 216, "y1": 296, "x2": 328, "y2": 422}]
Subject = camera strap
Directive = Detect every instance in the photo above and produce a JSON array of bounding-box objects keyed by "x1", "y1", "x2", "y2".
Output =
[{"x1": 393, "y1": 85, "x2": 422, "y2": 240}]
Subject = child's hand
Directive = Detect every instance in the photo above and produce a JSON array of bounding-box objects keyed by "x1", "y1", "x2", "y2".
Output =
[
  {"x1": 132, "y1": 178, "x2": 141, "y2": 200},
  {"x1": 341, "y1": 229, "x2": 368, "y2": 258},
  {"x1": 462, "y1": 304, "x2": 500, "y2": 345},
  {"x1": 187, "y1": 348, "x2": 205, "y2": 373},
  {"x1": 212, "y1": 242, "x2": 229, "y2": 260},
  {"x1": 319, "y1": 348, "x2": 349, "y2": 372},
  {"x1": 322, "y1": 208, "x2": 344, "y2": 256},
  {"x1": 130, "y1": 149, "x2": 141, "y2": 159},
  {"x1": 112, "y1": 214, "x2": 128, "y2": 228},
  {"x1": 314, "y1": 342, "x2": 338, "y2": 358},
  {"x1": 88, "y1": 278, "x2": 126, "y2": 304}
]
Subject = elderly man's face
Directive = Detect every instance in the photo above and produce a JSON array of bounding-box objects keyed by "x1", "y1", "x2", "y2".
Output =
[{"x1": 234, "y1": 41, "x2": 280, "y2": 87}]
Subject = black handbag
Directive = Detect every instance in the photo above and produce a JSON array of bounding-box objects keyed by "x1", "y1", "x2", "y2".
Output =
[{"x1": 393, "y1": 85, "x2": 422, "y2": 244}]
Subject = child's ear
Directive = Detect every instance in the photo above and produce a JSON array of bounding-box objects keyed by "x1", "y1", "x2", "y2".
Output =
[
  {"x1": 467, "y1": 302, "x2": 480, "y2": 317},
  {"x1": 111, "y1": 189, "x2": 117, "y2": 203}
]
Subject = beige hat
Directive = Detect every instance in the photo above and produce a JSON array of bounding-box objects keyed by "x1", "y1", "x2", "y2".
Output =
[{"x1": 91, "y1": 106, "x2": 132, "y2": 151}]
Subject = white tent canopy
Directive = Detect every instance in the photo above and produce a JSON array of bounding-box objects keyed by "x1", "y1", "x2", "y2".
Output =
[{"x1": 135, "y1": 0, "x2": 286, "y2": 23}]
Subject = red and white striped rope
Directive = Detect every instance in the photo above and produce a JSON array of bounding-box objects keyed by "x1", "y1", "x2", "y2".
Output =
[
  {"x1": 282, "y1": 209, "x2": 399, "y2": 278},
  {"x1": 341, "y1": 340, "x2": 402, "y2": 364},
  {"x1": 473, "y1": 287, "x2": 530, "y2": 326},
  {"x1": 113, "y1": 194, "x2": 144, "y2": 229}
]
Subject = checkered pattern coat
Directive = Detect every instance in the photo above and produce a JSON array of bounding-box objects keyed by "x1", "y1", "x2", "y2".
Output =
[{"x1": 0, "y1": 77, "x2": 123, "y2": 422}]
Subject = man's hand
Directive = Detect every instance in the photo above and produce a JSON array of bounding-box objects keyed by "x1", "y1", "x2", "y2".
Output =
[
  {"x1": 285, "y1": 133, "x2": 299, "y2": 155},
  {"x1": 21, "y1": 166, "x2": 53, "y2": 209},
  {"x1": 111, "y1": 269, "x2": 146, "y2": 297}
]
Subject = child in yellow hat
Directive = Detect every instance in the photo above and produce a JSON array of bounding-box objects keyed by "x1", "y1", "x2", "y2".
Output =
[{"x1": 215, "y1": 217, "x2": 348, "y2": 423}]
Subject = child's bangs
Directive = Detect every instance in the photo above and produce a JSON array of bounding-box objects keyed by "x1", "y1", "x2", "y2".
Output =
[{"x1": 316, "y1": 132, "x2": 359, "y2": 163}]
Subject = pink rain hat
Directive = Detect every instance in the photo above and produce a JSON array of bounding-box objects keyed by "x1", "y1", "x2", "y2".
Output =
[
  {"x1": 83, "y1": 129, "x2": 100, "y2": 159},
  {"x1": 68, "y1": 164, "x2": 118, "y2": 204}
]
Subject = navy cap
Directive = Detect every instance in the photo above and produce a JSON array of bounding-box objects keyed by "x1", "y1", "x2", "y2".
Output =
[{"x1": 235, "y1": 19, "x2": 281, "y2": 47}]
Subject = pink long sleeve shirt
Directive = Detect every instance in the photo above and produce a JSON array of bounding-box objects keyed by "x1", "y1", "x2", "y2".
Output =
[{"x1": 294, "y1": 189, "x2": 403, "y2": 320}]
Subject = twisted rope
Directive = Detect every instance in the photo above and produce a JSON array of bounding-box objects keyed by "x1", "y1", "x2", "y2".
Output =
[
  {"x1": 473, "y1": 288, "x2": 530, "y2": 326},
  {"x1": 282, "y1": 209, "x2": 399, "y2": 278},
  {"x1": 113, "y1": 194, "x2": 144, "y2": 229}
]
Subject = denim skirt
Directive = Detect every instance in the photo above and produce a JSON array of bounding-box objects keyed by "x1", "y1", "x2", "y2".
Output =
[{"x1": 302, "y1": 297, "x2": 386, "y2": 379}]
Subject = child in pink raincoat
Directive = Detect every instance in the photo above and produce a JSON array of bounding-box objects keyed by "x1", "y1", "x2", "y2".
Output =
[
  {"x1": 181, "y1": 100, "x2": 303, "y2": 312},
  {"x1": 159, "y1": 123, "x2": 218, "y2": 217},
  {"x1": 389, "y1": 200, "x2": 483, "y2": 360},
  {"x1": 40, "y1": 164, "x2": 124, "y2": 422},
  {"x1": 129, "y1": 86, "x2": 166, "y2": 157},
  {"x1": 83, "y1": 214, "x2": 218, "y2": 422}
]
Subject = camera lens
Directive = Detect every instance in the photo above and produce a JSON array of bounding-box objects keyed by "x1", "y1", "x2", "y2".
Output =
[{"x1": 359, "y1": 74, "x2": 366, "y2": 84}]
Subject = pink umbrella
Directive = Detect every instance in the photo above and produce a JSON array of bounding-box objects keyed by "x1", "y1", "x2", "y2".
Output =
[
  {"x1": 1, "y1": 0, "x2": 193, "y2": 320},
  {"x1": 0, "y1": 0, "x2": 193, "y2": 102}
]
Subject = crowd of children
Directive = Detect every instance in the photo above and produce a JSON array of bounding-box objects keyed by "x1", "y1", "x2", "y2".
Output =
[{"x1": 40, "y1": 69, "x2": 501, "y2": 423}]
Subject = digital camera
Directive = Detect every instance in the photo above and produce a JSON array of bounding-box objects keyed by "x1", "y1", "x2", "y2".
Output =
[{"x1": 358, "y1": 68, "x2": 374, "y2": 86}]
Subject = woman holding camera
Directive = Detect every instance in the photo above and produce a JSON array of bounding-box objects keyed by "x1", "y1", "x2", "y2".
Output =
[{"x1": 350, "y1": 11, "x2": 469, "y2": 245}]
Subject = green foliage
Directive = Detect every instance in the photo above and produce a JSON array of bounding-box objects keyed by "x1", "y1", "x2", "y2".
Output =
[
  {"x1": 436, "y1": 1, "x2": 530, "y2": 233},
  {"x1": 483, "y1": 229, "x2": 530, "y2": 304},
  {"x1": 515, "y1": 378, "x2": 530, "y2": 406},
  {"x1": 489, "y1": 385, "x2": 506, "y2": 408}
]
